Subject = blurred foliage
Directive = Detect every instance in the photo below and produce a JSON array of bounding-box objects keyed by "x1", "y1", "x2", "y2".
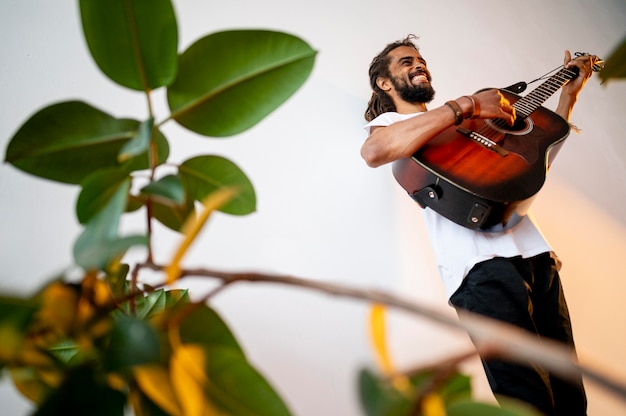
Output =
[
  {"x1": 3, "y1": 0, "x2": 314, "y2": 414},
  {"x1": 599, "y1": 34, "x2": 626, "y2": 83}
]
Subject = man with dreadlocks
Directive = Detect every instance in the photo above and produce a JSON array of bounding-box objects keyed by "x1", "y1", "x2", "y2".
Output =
[{"x1": 361, "y1": 35, "x2": 598, "y2": 415}]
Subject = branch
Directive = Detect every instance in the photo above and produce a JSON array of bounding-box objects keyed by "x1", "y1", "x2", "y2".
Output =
[{"x1": 144, "y1": 263, "x2": 626, "y2": 403}]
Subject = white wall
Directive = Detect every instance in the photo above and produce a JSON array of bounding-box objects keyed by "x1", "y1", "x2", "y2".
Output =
[{"x1": 1, "y1": 0, "x2": 626, "y2": 415}]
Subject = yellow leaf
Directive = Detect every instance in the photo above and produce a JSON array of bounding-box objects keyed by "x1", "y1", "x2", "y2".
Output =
[
  {"x1": 171, "y1": 344, "x2": 223, "y2": 416},
  {"x1": 368, "y1": 303, "x2": 410, "y2": 392},
  {"x1": 37, "y1": 282, "x2": 78, "y2": 335},
  {"x1": 369, "y1": 303, "x2": 393, "y2": 376},
  {"x1": 422, "y1": 393, "x2": 447, "y2": 416},
  {"x1": 166, "y1": 187, "x2": 237, "y2": 284},
  {"x1": 134, "y1": 364, "x2": 183, "y2": 416}
]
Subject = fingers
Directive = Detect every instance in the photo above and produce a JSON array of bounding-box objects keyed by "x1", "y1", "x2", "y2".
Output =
[
  {"x1": 563, "y1": 50, "x2": 572, "y2": 66},
  {"x1": 473, "y1": 89, "x2": 516, "y2": 124},
  {"x1": 498, "y1": 91, "x2": 516, "y2": 125},
  {"x1": 565, "y1": 51, "x2": 598, "y2": 78}
]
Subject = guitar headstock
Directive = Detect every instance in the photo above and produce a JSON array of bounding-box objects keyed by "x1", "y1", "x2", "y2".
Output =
[{"x1": 574, "y1": 51, "x2": 605, "y2": 72}]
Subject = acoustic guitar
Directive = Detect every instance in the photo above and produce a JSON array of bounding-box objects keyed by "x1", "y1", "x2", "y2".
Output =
[{"x1": 392, "y1": 61, "x2": 597, "y2": 231}]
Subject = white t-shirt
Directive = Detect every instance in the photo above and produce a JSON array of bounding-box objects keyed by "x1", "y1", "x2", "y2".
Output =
[{"x1": 364, "y1": 112, "x2": 554, "y2": 300}]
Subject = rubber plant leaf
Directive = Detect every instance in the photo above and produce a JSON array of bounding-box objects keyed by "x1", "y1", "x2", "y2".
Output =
[
  {"x1": 73, "y1": 176, "x2": 147, "y2": 270},
  {"x1": 167, "y1": 30, "x2": 316, "y2": 137},
  {"x1": 202, "y1": 346, "x2": 292, "y2": 416},
  {"x1": 79, "y1": 0, "x2": 178, "y2": 91},
  {"x1": 76, "y1": 168, "x2": 131, "y2": 224},
  {"x1": 118, "y1": 117, "x2": 154, "y2": 163},
  {"x1": 171, "y1": 344, "x2": 292, "y2": 416},
  {"x1": 141, "y1": 174, "x2": 186, "y2": 205},
  {"x1": 358, "y1": 368, "x2": 412, "y2": 416},
  {"x1": 142, "y1": 174, "x2": 195, "y2": 232},
  {"x1": 178, "y1": 304, "x2": 245, "y2": 357},
  {"x1": 4, "y1": 101, "x2": 159, "y2": 185},
  {"x1": 179, "y1": 155, "x2": 256, "y2": 215}
]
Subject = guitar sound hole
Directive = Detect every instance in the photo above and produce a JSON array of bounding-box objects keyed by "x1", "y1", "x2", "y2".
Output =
[{"x1": 486, "y1": 117, "x2": 533, "y2": 136}]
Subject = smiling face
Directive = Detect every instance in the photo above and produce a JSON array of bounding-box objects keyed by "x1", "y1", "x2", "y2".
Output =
[{"x1": 381, "y1": 45, "x2": 435, "y2": 105}]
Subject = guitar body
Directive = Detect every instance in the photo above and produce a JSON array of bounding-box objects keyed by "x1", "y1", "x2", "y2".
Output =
[{"x1": 392, "y1": 89, "x2": 571, "y2": 231}]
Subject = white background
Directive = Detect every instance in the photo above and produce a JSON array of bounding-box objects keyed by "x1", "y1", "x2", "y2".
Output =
[{"x1": 1, "y1": 0, "x2": 626, "y2": 415}]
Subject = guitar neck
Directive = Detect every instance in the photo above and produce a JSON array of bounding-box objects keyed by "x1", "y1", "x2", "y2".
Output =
[{"x1": 513, "y1": 66, "x2": 578, "y2": 119}]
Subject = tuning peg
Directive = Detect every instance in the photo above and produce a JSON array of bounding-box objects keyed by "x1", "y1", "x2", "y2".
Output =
[{"x1": 574, "y1": 51, "x2": 605, "y2": 72}]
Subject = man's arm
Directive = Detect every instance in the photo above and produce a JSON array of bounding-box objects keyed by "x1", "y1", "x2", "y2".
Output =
[
  {"x1": 361, "y1": 89, "x2": 516, "y2": 167},
  {"x1": 555, "y1": 50, "x2": 598, "y2": 121}
]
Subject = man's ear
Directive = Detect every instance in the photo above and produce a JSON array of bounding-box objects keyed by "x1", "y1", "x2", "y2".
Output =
[{"x1": 376, "y1": 76, "x2": 392, "y2": 92}]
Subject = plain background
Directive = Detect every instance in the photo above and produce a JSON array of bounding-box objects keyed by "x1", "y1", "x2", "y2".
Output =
[{"x1": 2, "y1": 0, "x2": 626, "y2": 414}]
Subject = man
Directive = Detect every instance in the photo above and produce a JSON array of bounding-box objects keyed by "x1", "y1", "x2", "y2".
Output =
[{"x1": 361, "y1": 35, "x2": 598, "y2": 415}]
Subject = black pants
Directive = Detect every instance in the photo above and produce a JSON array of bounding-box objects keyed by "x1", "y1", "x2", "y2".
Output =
[{"x1": 449, "y1": 253, "x2": 587, "y2": 416}]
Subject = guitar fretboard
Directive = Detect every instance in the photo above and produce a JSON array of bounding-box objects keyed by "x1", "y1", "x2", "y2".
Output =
[{"x1": 513, "y1": 67, "x2": 578, "y2": 119}]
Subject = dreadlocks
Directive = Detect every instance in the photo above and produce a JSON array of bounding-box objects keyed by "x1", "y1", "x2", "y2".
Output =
[{"x1": 364, "y1": 34, "x2": 420, "y2": 122}]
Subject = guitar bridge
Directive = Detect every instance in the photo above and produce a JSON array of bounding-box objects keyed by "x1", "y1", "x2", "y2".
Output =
[{"x1": 457, "y1": 127, "x2": 509, "y2": 156}]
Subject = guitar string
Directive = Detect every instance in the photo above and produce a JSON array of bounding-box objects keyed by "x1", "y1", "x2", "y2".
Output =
[{"x1": 470, "y1": 66, "x2": 578, "y2": 144}]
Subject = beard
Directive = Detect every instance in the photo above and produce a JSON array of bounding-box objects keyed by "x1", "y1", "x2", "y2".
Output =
[{"x1": 392, "y1": 76, "x2": 435, "y2": 104}]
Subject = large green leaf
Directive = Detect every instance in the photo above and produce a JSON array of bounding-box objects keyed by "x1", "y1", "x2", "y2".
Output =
[
  {"x1": 79, "y1": 0, "x2": 178, "y2": 90},
  {"x1": 76, "y1": 168, "x2": 131, "y2": 224},
  {"x1": 4, "y1": 101, "x2": 156, "y2": 184},
  {"x1": 200, "y1": 346, "x2": 292, "y2": 416},
  {"x1": 180, "y1": 155, "x2": 256, "y2": 215},
  {"x1": 599, "y1": 35, "x2": 626, "y2": 83},
  {"x1": 167, "y1": 30, "x2": 316, "y2": 136},
  {"x1": 179, "y1": 305, "x2": 244, "y2": 356}
]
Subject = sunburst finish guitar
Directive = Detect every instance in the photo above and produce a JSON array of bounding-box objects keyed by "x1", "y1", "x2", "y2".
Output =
[{"x1": 392, "y1": 58, "x2": 601, "y2": 231}]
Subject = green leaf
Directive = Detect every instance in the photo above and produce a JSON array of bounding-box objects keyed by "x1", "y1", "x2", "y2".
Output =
[
  {"x1": 48, "y1": 339, "x2": 82, "y2": 366},
  {"x1": 118, "y1": 117, "x2": 153, "y2": 163},
  {"x1": 151, "y1": 197, "x2": 196, "y2": 231},
  {"x1": 73, "y1": 176, "x2": 147, "y2": 269},
  {"x1": 180, "y1": 155, "x2": 256, "y2": 215},
  {"x1": 5, "y1": 101, "x2": 145, "y2": 184},
  {"x1": 599, "y1": 35, "x2": 626, "y2": 83},
  {"x1": 122, "y1": 126, "x2": 171, "y2": 171},
  {"x1": 76, "y1": 168, "x2": 131, "y2": 224},
  {"x1": 179, "y1": 305, "x2": 245, "y2": 357},
  {"x1": 79, "y1": 0, "x2": 178, "y2": 90},
  {"x1": 167, "y1": 30, "x2": 316, "y2": 136},
  {"x1": 105, "y1": 317, "x2": 161, "y2": 372},
  {"x1": 135, "y1": 290, "x2": 167, "y2": 321},
  {"x1": 200, "y1": 346, "x2": 292, "y2": 416},
  {"x1": 164, "y1": 289, "x2": 189, "y2": 309},
  {"x1": 358, "y1": 368, "x2": 411, "y2": 416},
  {"x1": 143, "y1": 174, "x2": 195, "y2": 231},
  {"x1": 141, "y1": 174, "x2": 185, "y2": 204}
]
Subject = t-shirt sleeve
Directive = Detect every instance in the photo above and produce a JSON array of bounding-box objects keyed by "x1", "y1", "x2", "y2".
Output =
[{"x1": 363, "y1": 112, "x2": 421, "y2": 134}]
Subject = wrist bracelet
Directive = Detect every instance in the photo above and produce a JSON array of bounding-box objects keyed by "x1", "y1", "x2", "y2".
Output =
[
  {"x1": 463, "y1": 95, "x2": 480, "y2": 119},
  {"x1": 444, "y1": 100, "x2": 463, "y2": 125}
]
